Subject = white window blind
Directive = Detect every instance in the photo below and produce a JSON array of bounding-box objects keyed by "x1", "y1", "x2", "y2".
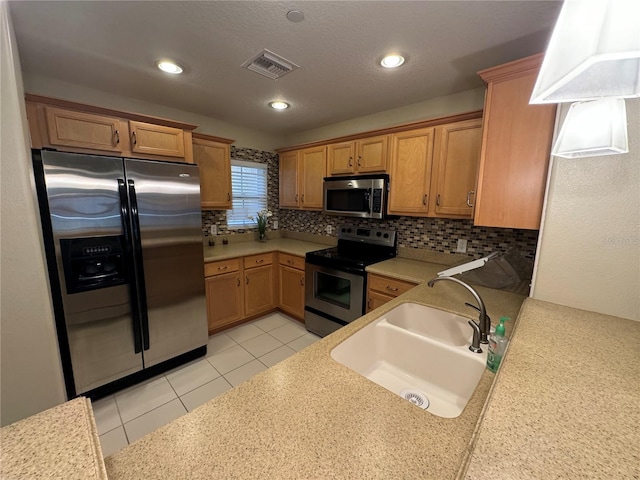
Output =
[{"x1": 227, "y1": 160, "x2": 268, "y2": 228}]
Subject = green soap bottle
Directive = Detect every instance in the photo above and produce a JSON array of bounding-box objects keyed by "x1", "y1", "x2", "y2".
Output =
[{"x1": 487, "y1": 316, "x2": 509, "y2": 373}]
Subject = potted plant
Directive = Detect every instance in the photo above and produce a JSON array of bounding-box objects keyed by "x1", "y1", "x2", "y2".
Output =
[{"x1": 250, "y1": 210, "x2": 273, "y2": 241}]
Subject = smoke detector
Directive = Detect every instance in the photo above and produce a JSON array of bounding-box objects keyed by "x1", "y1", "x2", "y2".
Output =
[{"x1": 242, "y1": 49, "x2": 299, "y2": 80}]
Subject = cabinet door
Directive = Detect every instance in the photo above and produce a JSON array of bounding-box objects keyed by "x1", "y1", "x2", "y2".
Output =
[
  {"x1": 299, "y1": 146, "x2": 326, "y2": 210},
  {"x1": 130, "y1": 121, "x2": 185, "y2": 159},
  {"x1": 327, "y1": 142, "x2": 355, "y2": 175},
  {"x1": 430, "y1": 119, "x2": 482, "y2": 218},
  {"x1": 388, "y1": 127, "x2": 435, "y2": 216},
  {"x1": 44, "y1": 106, "x2": 125, "y2": 153},
  {"x1": 278, "y1": 265, "x2": 305, "y2": 319},
  {"x1": 279, "y1": 151, "x2": 300, "y2": 208},
  {"x1": 206, "y1": 272, "x2": 243, "y2": 332},
  {"x1": 193, "y1": 137, "x2": 232, "y2": 209},
  {"x1": 475, "y1": 55, "x2": 556, "y2": 229},
  {"x1": 366, "y1": 290, "x2": 394, "y2": 313},
  {"x1": 244, "y1": 265, "x2": 275, "y2": 317},
  {"x1": 357, "y1": 135, "x2": 389, "y2": 173}
]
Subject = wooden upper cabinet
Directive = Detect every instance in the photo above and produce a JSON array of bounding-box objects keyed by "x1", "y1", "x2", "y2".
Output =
[
  {"x1": 192, "y1": 133, "x2": 234, "y2": 210},
  {"x1": 279, "y1": 150, "x2": 300, "y2": 208},
  {"x1": 43, "y1": 107, "x2": 126, "y2": 153},
  {"x1": 129, "y1": 121, "x2": 185, "y2": 159},
  {"x1": 299, "y1": 146, "x2": 326, "y2": 209},
  {"x1": 474, "y1": 54, "x2": 556, "y2": 230},
  {"x1": 429, "y1": 118, "x2": 483, "y2": 218},
  {"x1": 25, "y1": 95, "x2": 197, "y2": 163},
  {"x1": 279, "y1": 147, "x2": 326, "y2": 210},
  {"x1": 327, "y1": 135, "x2": 389, "y2": 175},
  {"x1": 388, "y1": 127, "x2": 435, "y2": 216}
]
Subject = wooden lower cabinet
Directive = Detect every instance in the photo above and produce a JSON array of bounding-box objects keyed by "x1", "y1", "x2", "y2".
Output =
[
  {"x1": 244, "y1": 264, "x2": 276, "y2": 317},
  {"x1": 205, "y1": 254, "x2": 276, "y2": 334},
  {"x1": 278, "y1": 253, "x2": 305, "y2": 320},
  {"x1": 366, "y1": 273, "x2": 417, "y2": 313},
  {"x1": 205, "y1": 262, "x2": 244, "y2": 334}
]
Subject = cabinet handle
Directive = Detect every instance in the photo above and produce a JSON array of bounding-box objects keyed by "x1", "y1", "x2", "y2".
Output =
[
  {"x1": 295, "y1": 194, "x2": 299, "y2": 202},
  {"x1": 357, "y1": 156, "x2": 362, "y2": 167},
  {"x1": 132, "y1": 131, "x2": 137, "y2": 145},
  {"x1": 245, "y1": 276, "x2": 249, "y2": 285},
  {"x1": 422, "y1": 194, "x2": 428, "y2": 206},
  {"x1": 256, "y1": 259, "x2": 264, "y2": 264},
  {"x1": 300, "y1": 277, "x2": 305, "y2": 286},
  {"x1": 236, "y1": 278, "x2": 240, "y2": 287},
  {"x1": 218, "y1": 265, "x2": 228, "y2": 271},
  {"x1": 367, "y1": 298, "x2": 371, "y2": 310},
  {"x1": 227, "y1": 192, "x2": 231, "y2": 201},
  {"x1": 466, "y1": 191, "x2": 475, "y2": 207},
  {"x1": 386, "y1": 285, "x2": 399, "y2": 292},
  {"x1": 287, "y1": 259, "x2": 294, "y2": 264},
  {"x1": 301, "y1": 194, "x2": 305, "y2": 204},
  {"x1": 436, "y1": 194, "x2": 441, "y2": 207},
  {"x1": 114, "y1": 130, "x2": 120, "y2": 145},
  {"x1": 348, "y1": 157, "x2": 353, "y2": 167}
]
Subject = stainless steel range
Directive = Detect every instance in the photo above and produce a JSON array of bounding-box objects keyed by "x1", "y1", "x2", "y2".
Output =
[{"x1": 305, "y1": 225, "x2": 396, "y2": 337}]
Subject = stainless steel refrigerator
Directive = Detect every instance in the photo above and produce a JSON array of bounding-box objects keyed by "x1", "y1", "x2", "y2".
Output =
[{"x1": 33, "y1": 149, "x2": 208, "y2": 399}]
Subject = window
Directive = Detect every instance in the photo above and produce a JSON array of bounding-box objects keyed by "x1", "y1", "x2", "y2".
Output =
[{"x1": 227, "y1": 160, "x2": 268, "y2": 228}]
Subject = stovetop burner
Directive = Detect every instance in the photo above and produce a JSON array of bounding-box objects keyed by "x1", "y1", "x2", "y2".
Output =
[{"x1": 306, "y1": 225, "x2": 396, "y2": 272}]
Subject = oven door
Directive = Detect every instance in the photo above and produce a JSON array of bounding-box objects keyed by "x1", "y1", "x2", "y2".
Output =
[{"x1": 305, "y1": 263, "x2": 365, "y2": 324}]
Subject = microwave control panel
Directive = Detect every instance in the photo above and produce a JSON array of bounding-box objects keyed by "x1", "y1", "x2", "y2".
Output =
[{"x1": 372, "y1": 188, "x2": 382, "y2": 213}]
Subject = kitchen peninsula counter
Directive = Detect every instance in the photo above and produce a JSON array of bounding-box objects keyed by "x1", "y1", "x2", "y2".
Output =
[
  {"x1": 104, "y1": 261, "x2": 526, "y2": 479},
  {"x1": 0, "y1": 397, "x2": 107, "y2": 479}
]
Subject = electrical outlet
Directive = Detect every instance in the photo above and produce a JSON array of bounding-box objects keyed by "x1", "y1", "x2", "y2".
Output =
[
  {"x1": 273, "y1": 220, "x2": 278, "y2": 230},
  {"x1": 456, "y1": 239, "x2": 468, "y2": 253},
  {"x1": 210, "y1": 225, "x2": 217, "y2": 236},
  {"x1": 326, "y1": 225, "x2": 332, "y2": 235}
]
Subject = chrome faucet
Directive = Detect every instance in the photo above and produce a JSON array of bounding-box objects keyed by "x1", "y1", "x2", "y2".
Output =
[{"x1": 427, "y1": 276, "x2": 490, "y2": 352}]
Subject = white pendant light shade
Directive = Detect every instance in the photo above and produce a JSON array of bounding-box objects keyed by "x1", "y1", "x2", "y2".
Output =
[
  {"x1": 530, "y1": 0, "x2": 640, "y2": 104},
  {"x1": 552, "y1": 98, "x2": 629, "y2": 158}
]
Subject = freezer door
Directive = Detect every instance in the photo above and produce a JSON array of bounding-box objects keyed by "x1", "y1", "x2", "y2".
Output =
[
  {"x1": 124, "y1": 159, "x2": 208, "y2": 368},
  {"x1": 38, "y1": 151, "x2": 143, "y2": 394}
]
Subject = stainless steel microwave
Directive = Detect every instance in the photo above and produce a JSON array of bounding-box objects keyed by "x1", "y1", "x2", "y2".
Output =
[{"x1": 323, "y1": 174, "x2": 389, "y2": 219}]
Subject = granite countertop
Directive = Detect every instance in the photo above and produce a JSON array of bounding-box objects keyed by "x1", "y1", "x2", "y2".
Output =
[
  {"x1": 203, "y1": 237, "x2": 329, "y2": 263},
  {"x1": 461, "y1": 298, "x2": 640, "y2": 479},
  {"x1": 104, "y1": 259, "x2": 526, "y2": 479},
  {"x1": 0, "y1": 397, "x2": 107, "y2": 479}
]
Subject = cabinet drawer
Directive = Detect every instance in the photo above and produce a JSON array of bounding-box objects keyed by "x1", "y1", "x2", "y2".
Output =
[
  {"x1": 278, "y1": 253, "x2": 305, "y2": 270},
  {"x1": 205, "y1": 258, "x2": 241, "y2": 277},
  {"x1": 368, "y1": 274, "x2": 416, "y2": 297},
  {"x1": 243, "y1": 252, "x2": 274, "y2": 269}
]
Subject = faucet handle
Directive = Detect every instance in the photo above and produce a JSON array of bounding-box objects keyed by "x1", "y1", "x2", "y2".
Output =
[
  {"x1": 467, "y1": 320, "x2": 483, "y2": 353},
  {"x1": 465, "y1": 302, "x2": 491, "y2": 322}
]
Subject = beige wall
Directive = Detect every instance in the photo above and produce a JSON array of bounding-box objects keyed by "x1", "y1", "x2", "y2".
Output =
[
  {"x1": 282, "y1": 87, "x2": 486, "y2": 146},
  {"x1": 532, "y1": 98, "x2": 640, "y2": 321},
  {"x1": 23, "y1": 73, "x2": 284, "y2": 152},
  {"x1": 1, "y1": 2, "x2": 66, "y2": 426}
]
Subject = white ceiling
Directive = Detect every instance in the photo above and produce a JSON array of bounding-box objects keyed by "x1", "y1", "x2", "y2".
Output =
[{"x1": 9, "y1": 1, "x2": 562, "y2": 137}]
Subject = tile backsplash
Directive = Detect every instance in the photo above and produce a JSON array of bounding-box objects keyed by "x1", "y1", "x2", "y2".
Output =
[{"x1": 202, "y1": 148, "x2": 539, "y2": 260}]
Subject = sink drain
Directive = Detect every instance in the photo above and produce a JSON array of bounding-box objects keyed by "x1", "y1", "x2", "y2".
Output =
[{"x1": 400, "y1": 389, "x2": 430, "y2": 409}]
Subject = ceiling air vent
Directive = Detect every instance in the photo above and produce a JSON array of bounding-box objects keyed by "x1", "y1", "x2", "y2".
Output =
[{"x1": 242, "y1": 49, "x2": 299, "y2": 80}]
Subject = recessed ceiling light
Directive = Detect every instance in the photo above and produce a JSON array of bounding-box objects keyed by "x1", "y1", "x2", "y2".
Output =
[
  {"x1": 157, "y1": 61, "x2": 183, "y2": 74},
  {"x1": 381, "y1": 54, "x2": 405, "y2": 68},
  {"x1": 269, "y1": 101, "x2": 290, "y2": 110},
  {"x1": 286, "y1": 10, "x2": 304, "y2": 22}
]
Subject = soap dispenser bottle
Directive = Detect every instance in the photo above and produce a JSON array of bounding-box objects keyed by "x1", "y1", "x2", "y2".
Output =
[{"x1": 487, "y1": 316, "x2": 509, "y2": 373}]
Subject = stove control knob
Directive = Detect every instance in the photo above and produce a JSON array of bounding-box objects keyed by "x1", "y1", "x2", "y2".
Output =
[
  {"x1": 376, "y1": 232, "x2": 382, "y2": 237},
  {"x1": 347, "y1": 228, "x2": 352, "y2": 233},
  {"x1": 341, "y1": 228, "x2": 346, "y2": 233},
  {"x1": 383, "y1": 233, "x2": 389, "y2": 238}
]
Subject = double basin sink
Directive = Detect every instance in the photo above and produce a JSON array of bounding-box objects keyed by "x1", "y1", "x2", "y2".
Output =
[{"x1": 331, "y1": 302, "x2": 487, "y2": 418}]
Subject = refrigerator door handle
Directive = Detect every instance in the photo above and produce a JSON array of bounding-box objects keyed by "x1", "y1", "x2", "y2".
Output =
[
  {"x1": 127, "y1": 179, "x2": 151, "y2": 351},
  {"x1": 118, "y1": 179, "x2": 143, "y2": 354}
]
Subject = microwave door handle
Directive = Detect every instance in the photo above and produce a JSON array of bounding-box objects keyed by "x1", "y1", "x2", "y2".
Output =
[{"x1": 365, "y1": 188, "x2": 372, "y2": 213}]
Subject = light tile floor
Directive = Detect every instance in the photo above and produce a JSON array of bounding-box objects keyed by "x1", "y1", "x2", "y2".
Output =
[{"x1": 92, "y1": 312, "x2": 320, "y2": 457}]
